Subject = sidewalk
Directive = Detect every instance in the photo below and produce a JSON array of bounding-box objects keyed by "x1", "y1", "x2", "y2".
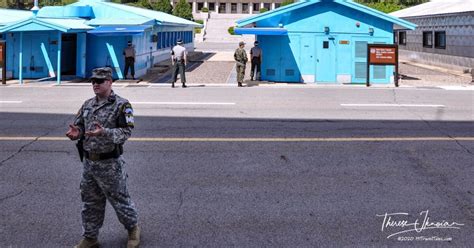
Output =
[{"x1": 2, "y1": 52, "x2": 473, "y2": 89}]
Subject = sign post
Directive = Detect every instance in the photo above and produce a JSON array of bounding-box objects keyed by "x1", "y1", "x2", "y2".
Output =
[
  {"x1": 366, "y1": 44, "x2": 398, "y2": 87},
  {"x1": 0, "y1": 41, "x2": 5, "y2": 85}
]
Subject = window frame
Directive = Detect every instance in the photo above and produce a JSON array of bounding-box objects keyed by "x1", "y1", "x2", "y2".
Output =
[
  {"x1": 434, "y1": 31, "x2": 446, "y2": 49},
  {"x1": 398, "y1": 31, "x2": 406, "y2": 46},
  {"x1": 422, "y1": 31, "x2": 433, "y2": 48}
]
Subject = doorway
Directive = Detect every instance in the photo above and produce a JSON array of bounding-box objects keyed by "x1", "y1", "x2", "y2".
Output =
[
  {"x1": 316, "y1": 36, "x2": 337, "y2": 82},
  {"x1": 61, "y1": 34, "x2": 77, "y2": 75}
]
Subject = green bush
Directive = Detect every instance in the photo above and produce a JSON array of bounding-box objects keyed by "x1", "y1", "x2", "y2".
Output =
[
  {"x1": 195, "y1": 28, "x2": 201, "y2": 34},
  {"x1": 280, "y1": 0, "x2": 294, "y2": 7},
  {"x1": 195, "y1": 19, "x2": 204, "y2": 25},
  {"x1": 228, "y1": 26, "x2": 235, "y2": 35},
  {"x1": 201, "y1": 7, "x2": 209, "y2": 13},
  {"x1": 259, "y1": 7, "x2": 268, "y2": 13}
]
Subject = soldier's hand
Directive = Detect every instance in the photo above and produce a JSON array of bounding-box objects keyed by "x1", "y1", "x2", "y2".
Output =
[
  {"x1": 66, "y1": 124, "x2": 80, "y2": 140},
  {"x1": 85, "y1": 123, "x2": 105, "y2": 137}
]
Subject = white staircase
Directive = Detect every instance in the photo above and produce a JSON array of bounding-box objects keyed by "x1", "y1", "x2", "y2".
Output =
[{"x1": 203, "y1": 13, "x2": 255, "y2": 43}]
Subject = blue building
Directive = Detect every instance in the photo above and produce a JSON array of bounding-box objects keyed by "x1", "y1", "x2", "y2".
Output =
[
  {"x1": 235, "y1": 0, "x2": 416, "y2": 84},
  {"x1": 0, "y1": 0, "x2": 202, "y2": 84}
]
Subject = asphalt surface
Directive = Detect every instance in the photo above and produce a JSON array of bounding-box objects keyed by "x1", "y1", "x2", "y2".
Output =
[{"x1": 0, "y1": 86, "x2": 473, "y2": 247}]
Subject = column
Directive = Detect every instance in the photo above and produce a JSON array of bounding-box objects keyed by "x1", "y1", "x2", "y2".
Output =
[
  {"x1": 170, "y1": 1, "x2": 174, "y2": 7},
  {"x1": 19, "y1": 32, "x2": 23, "y2": 84},
  {"x1": 192, "y1": 0, "x2": 197, "y2": 13},
  {"x1": 216, "y1": 1, "x2": 219, "y2": 13},
  {"x1": 57, "y1": 31, "x2": 62, "y2": 85},
  {"x1": 237, "y1": 3, "x2": 242, "y2": 13},
  {"x1": 260, "y1": 2, "x2": 264, "y2": 11},
  {"x1": 249, "y1": 2, "x2": 253, "y2": 14},
  {"x1": 271, "y1": 2, "x2": 275, "y2": 10},
  {"x1": 204, "y1": 1, "x2": 208, "y2": 8}
]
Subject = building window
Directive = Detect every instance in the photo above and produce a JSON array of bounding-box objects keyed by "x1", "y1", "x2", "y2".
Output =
[
  {"x1": 197, "y1": 2, "x2": 204, "y2": 11},
  {"x1": 398, "y1": 31, "x2": 406, "y2": 45},
  {"x1": 435, "y1": 31, "x2": 446, "y2": 49},
  {"x1": 242, "y1": 3, "x2": 249, "y2": 13},
  {"x1": 275, "y1": 3, "x2": 281, "y2": 8},
  {"x1": 423, "y1": 31, "x2": 433, "y2": 48},
  {"x1": 231, "y1": 3, "x2": 237, "y2": 13},
  {"x1": 253, "y1": 3, "x2": 259, "y2": 12},
  {"x1": 208, "y1": 2, "x2": 215, "y2": 11},
  {"x1": 219, "y1": 3, "x2": 226, "y2": 13},
  {"x1": 264, "y1": 3, "x2": 271, "y2": 10}
]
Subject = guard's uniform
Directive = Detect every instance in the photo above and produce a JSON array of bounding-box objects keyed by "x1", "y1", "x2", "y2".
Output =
[
  {"x1": 73, "y1": 89, "x2": 138, "y2": 239},
  {"x1": 234, "y1": 46, "x2": 248, "y2": 86},
  {"x1": 171, "y1": 44, "x2": 187, "y2": 87}
]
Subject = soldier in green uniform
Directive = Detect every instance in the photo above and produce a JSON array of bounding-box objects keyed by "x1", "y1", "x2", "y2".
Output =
[
  {"x1": 66, "y1": 67, "x2": 140, "y2": 248},
  {"x1": 234, "y1": 41, "x2": 248, "y2": 87}
]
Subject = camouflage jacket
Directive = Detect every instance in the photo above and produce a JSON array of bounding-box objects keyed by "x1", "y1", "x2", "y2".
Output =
[
  {"x1": 73, "y1": 91, "x2": 134, "y2": 153},
  {"x1": 234, "y1": 48, "x2": 248, "y2": 64}
]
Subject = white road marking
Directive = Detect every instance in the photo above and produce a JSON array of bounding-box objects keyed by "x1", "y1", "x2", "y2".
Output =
[
  {"x1": 0, "y1": 101, "x2": 23, "y2": 104},
  {"x1": 341, "y1": 104, "x2": 445, "y2": 108},
  {"x1": 131, "y1": 102, "x2": 236, "y2": 105}
]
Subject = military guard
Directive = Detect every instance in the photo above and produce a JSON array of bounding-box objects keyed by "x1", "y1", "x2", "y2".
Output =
[
  {"x1": 66, "y1": 67, "x2": 140, "y2": 248},
  {"x1": 171, "y1": 39, "x2": 187, "y2": 88},
  {"x1": 123, "y1": 41, "x2": 136, "y2": 80},
  {"x1": 250, "y1": 41, "x2": 262, "y2": 81},
  {"x1": 234, "y1": 41, "x2": 248, "y2": 87}
]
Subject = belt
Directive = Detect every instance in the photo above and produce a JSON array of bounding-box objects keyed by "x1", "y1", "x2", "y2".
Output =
[{"x1": 84, "y1": 149, "x2": 120, "y2": 161}]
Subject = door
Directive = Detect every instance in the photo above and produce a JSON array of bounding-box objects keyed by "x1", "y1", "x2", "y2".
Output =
[
  {"x1": 316, "y1": 36, "x2": 337, "y2": 82},
  {"x1": 76, "y1": 33, "x2": 86, "y2": 78},
  {"x1": 19, "y1": 34, "x2": 49, "y2": 78},
  {"x1": 280, "y1": 35, "x2": 300, "y2": 82},
  {"x1": 299, "y1": 36, "x2": 315, "y2": 83}
]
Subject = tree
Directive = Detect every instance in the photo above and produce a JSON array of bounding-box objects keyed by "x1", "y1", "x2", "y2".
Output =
[
  {"x1": 152, "y1": 0, "x2": 173, "y2": 14},
  {"x1": 172, "y1": 0, "x2": 193, "y2": 20}
]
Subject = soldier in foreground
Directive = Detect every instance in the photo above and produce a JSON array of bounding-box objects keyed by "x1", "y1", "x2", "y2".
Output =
[
  {"x1": 234, "y1": 41, "x2": 248, "y2": 87},
  {"x1": 66, "y1": 67, "x2": 140, "y2": 248}
]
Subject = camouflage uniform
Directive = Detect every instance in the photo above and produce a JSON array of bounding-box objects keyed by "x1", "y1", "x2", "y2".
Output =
[
  {"x1": 73, "y1": 68, "x2": 138, "y2": 239},
  {"x1": 234, "y1": 43, "x2": 248, "y2": 85}
]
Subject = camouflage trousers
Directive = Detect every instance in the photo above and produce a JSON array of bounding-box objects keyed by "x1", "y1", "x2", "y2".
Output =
[
  {"x1": 80, "y1": 156, "x2": 138, "y2": 239},
  {"x1": 236, "y1": 64, "x2": 246, "y2": 84}
]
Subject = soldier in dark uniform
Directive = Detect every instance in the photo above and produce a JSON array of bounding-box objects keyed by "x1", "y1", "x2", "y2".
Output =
[
  {"x1": 234, "y1": 41, "x2": 248, "y2": 87},
  {"x1": 66, "y1": 67, "x2": 140, "y2": 248}
]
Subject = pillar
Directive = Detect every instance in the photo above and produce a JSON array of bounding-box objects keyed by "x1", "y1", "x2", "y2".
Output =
[
  {"x1": 204, "y1": 1, "x2": 208, "y2": 8},
  {"x1": 57, "y1": 31, "x2": 62, "y2": 85},
  {"x1": 192, "y1": 0, "x2": 197, "y2": 13},
  {"x1": 249, "y1": 2, "x2": 253, "y2": 14},
  {"x1": 271, "y1": 2, "x2": 275, "y2": 10},
  {"x1": 19, "y1": 32, "x2": 23, "y2": 84}
]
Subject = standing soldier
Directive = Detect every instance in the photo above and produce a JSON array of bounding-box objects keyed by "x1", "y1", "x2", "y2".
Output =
[
  {"x1": 171, "y1": 39, "x2": 187, "y2": 88},
  {"x1": 66, "y1": 67, "x2": 140, "y2": 248},
  {"x1": 234, "y1": 41, "x2": 248, "y2": 87},
  {"x1": 123, "y1": 41, "x2": 136, "y2": 80},
  {"x1": 250, "y1": 41, "x2": 262, "y2": 81}
]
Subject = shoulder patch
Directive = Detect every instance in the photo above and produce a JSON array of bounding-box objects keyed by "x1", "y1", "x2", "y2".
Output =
[{"x1": 122, "y1": 103, "x2": 134, "y2": 127}]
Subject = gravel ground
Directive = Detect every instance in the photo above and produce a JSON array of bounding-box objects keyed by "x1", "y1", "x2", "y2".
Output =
[{"x1": 399, "y1": 62, "x2": 472, "y2": 87}]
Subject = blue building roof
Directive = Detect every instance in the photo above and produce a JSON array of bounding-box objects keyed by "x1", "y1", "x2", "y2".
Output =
[
  {"x1": 0, "y1": 8, "x2": 32, "y2": 26},
  {"x1": 0, "y1": 0, "x2": 202, "y2": 33},
  {"x1": 237, "y1": 0, "x2": 416, "y2": 30}
]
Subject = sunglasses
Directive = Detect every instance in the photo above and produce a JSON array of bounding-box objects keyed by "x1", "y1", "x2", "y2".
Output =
[{"x1": 91, "y1": 79, "x2": 106, "y2": 85}]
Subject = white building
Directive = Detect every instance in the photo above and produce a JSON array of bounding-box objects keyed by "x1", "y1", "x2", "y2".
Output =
[{"x1": 391, "y1": 0, "x2": 474, "y2": 70}]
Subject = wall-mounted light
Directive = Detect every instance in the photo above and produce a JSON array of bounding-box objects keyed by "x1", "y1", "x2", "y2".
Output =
[
  {"x1": 369, "y1": 27, "x2": 374, "y2": 35},
  {"x1": 324, "y1": 26, "x2": 330, "y2": 34}
]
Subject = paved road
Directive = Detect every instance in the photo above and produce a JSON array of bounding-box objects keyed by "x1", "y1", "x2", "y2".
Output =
[{"x1": 0, "y1": 86, "x2": 473, "y2": 247}]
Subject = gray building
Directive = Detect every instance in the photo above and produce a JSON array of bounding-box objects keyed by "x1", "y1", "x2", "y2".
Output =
[{"x1": 391, "y1": 0, "x2": 474, "y2": 70}]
